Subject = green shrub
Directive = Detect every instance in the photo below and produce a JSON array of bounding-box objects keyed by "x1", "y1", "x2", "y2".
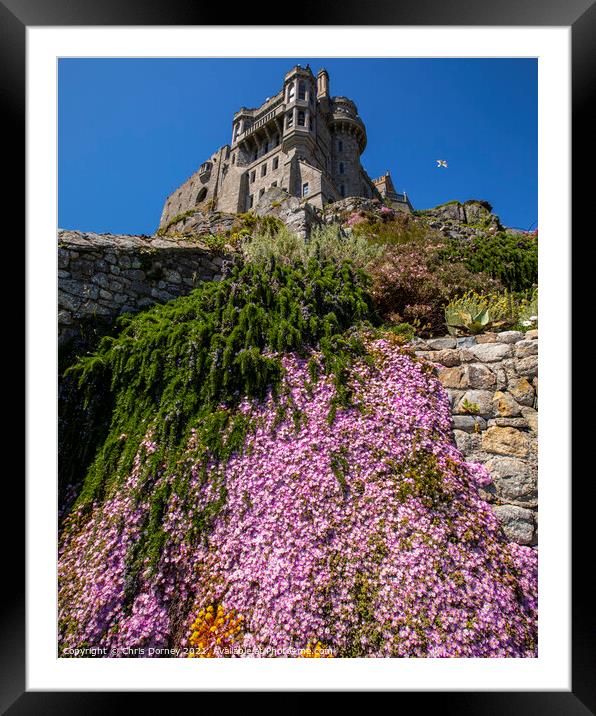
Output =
[
  {"x1": 439, "y1": 232, "x2": 537, "y2": 292},
  {"x1": 242, "y1": 223, "x2": 382, "y2": 270},
  {"x1": 386, "y1": 322, "x2": 416, "y2": 342},
  {"x1": 514, "y1": 288, "x2": 538, "y2": 331},
  {"x1": 352, "y1": 212, "x2": 433, "y2": 246},
  {"x1": 307, "y1": 225, "x2": 382, "y2": 268},
  {"x1": 156, "y1": 209, "x2": 197, "y2": 236},
  {"x1": 444, "y1": 289, "x2": 537, "y2": 335},
  {"x1": 65, "y1": 258, "x2": 375, "y2": 513},
  {"x1": 241, "y1": 224, "x2": 307, "y2": 266}
]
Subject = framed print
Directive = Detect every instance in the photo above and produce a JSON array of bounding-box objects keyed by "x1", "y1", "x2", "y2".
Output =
[{"x1": 10, "y1": 0, "x2": 592, "y2": 708}]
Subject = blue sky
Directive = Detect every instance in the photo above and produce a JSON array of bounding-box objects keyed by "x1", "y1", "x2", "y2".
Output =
[{"x1": 58, "y1": 58, "x2": 537, "y2": 234}]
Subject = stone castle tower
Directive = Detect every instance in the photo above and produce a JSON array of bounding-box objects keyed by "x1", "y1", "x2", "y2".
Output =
[{"x1": 159, "y1": 65, "x2": 411, "y2": 229}]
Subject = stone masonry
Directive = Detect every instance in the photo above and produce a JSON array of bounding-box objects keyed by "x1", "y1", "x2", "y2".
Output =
[
  {"x1": 58, "y1": 230, "x2": 229, "y2": 347},
  {"x1": 412, "y1": 330, "x2": 539, "y2": 547},
  {"x1": 159, "y1": 65, "x2": 410, "y2": 228}
]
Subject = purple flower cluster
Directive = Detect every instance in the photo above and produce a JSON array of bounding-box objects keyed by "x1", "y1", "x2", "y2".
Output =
[{"x1": 59, "y1": 340, "x2": 537, "y2": 657}]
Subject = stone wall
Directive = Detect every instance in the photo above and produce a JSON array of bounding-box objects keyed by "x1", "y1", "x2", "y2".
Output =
[
  {"x1": 413, "y1": 330, "x2": 538, "y2": 546},
  {"x1": 58, "y1": 230, "x2": 229, "y2": 348}
]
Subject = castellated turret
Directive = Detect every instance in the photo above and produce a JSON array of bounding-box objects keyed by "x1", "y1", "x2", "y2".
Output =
[{"x1": 159, "y1": 66, "x2": 410, "y2": 229}]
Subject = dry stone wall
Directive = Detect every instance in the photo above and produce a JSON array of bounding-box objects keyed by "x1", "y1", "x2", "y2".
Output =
[
  {"x1": 412, "y1": 330, "x2": 538, "y2": 547},
  {"x1": 58, "y1": 230, "x2": 230, "y2": 347}
]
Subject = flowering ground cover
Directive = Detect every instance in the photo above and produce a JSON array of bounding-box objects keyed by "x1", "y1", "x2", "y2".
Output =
[{"x1": 59, "y1": 328, "x2": 537, "y2": 657}]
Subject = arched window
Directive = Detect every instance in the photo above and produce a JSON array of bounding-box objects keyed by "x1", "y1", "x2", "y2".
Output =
[{"x1": 195, "y1": 187, "x2": 208, "y2": 204}]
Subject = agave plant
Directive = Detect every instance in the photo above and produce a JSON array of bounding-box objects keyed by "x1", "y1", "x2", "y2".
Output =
[{"x1": 444, "y1": 292, "x2": 511, "y2": 336}]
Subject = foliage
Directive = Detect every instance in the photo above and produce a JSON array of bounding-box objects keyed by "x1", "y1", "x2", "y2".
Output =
[
  {"x1": 439, "y1": 231, "x2": 538, "y2": 292},
  {"x1": 445, "y1": 292, "x2": 508, "y2": 336},
  {"x1": 351, "y1": 211, "x2": 433, "y2": 247},
  {"x1": 63, "y1": 257, "x2": 374, "y2": 580},
  {"x1": 515, "y1": 288, "x2": 538, "y2": 331},
  {"x1": 460, "y1": 399, "x2": 480, "y2": 415},
  {"x1": 385, "y1": 322, "x2": 416, "y2": 343},
  {"x1": 240, "y1": 224, "x2": 306, "y2": 266},
  {"x1": 58, "y1": 203, "x2": 539, "y2": 658},
  {"x1": 197, "y1": 233, "x2": 228, "y2": 251},
  {"x1": 156, "y1": 209, "x2": 197, "y2": 236},
  {"x1": 242, "y1": 223, "x2": 382, "y2": 270},
  {"x1": 367, "y1": 235, "x2": 502, "y2": 335},
  {"x1": 444, "y1": 289, "x2": 538, "y2": 336}
]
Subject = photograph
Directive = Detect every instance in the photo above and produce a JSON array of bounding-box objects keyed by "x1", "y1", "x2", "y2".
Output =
[{"x1": 57, "y1": 56, "x2": 540, "y2": 659}]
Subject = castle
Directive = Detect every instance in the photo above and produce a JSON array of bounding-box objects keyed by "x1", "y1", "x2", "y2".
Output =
[{"x1": 159, "y1": 66, "x2": 411, "y2": 229}]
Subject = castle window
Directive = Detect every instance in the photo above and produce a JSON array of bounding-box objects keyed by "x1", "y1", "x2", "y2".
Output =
[
  {"x1": 259, "y1": 188, "x2": 265, "y2": 198},
  {"x1": 297, "y1": 111, "x2": 305, "y2": 126},
  {"x1": 247, "y1": 194, "x2": 253, "y2": 210},
  {"x1": 339, "y1": 162, "x2": 345, "y2": 174},
  {"x1": 262, "y1": 141, "x2": 268, "y2": 155},
  {"x1": 272, "y1": 157, "x2": 279, "y2": 170},
  {"x1": 302, "y1": 182, "x2": 310, "y2": 197},
  {"x1": 232, "y1": 154, "x2": 235, "y2": 165},
  {"x1": 271, "y1": 181, "x2": 277, "y2": 188},
  {"x1": 286, "y1": 112, "x2": 293, "y2": 128},
  {"x1": 250, "y1": 170, "x2": 256, "y2": 183},
  {"x1": 298, "y1": 81, "x2": 306, "y2": 100},
  {"x1": 273, "y1": 134, "x2": 280, "y2": 147},
  {"x1": 340, "y1": 185, "x2": 345, "y2": 197},
  {"x1": 287, "y1": 82, "x2": 295, "y2": 102},
  {"x1": 261, "y1": 163, "x2": 267, "y2": 177},
  {"x1": 338, "y1": 140, "x2": 343, "y2": 152}
]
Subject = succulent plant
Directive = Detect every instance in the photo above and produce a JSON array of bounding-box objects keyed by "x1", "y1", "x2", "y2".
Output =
[{"x1": 445, "y1": 305, "x2": 508, "y2": 336}]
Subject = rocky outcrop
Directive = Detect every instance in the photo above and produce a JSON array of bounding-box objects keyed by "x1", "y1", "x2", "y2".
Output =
[
  {"x1": 161, "y1": 211, "x2": 238, "y2": 237},
  {"x1": 58, "y1": 230, "x2": 231, "y2": 348},
  {"x1": 321, "y1": 196, "x2": 384, "y2": 224},
  {"x1": 418, "y1": 200, "x2": 503, "y2": 240},
  {"x1": 254, "y1": 186, "x2": 321, "y2": 238},
  {"x1": 412, "y1": 329, "x2": 538, "y2": 546}
]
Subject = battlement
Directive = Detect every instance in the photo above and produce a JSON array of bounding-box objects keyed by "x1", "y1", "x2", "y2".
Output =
[
  {"x1": 159, "y1": 66, "x2": 411, "y2": 229},
  {"x1": 373, "y1": 172, "x2": 413, "y2": 212}
]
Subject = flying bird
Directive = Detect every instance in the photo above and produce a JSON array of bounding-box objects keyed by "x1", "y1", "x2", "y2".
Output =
[{"x1": 436, "y1": 160, "x2": 448, "y2": 168}]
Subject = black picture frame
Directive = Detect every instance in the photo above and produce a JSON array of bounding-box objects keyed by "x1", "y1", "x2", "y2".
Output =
[{"x1": 10, "y1": 0, "x2": 591, "y2": 708}]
